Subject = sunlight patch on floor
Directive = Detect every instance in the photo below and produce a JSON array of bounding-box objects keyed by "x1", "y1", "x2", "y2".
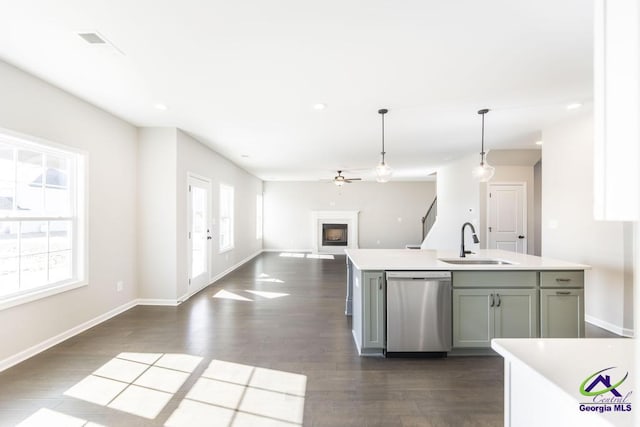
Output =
[
  {"x1": 24, "y1": 354, "x2": 305, "y2": 426},
  {"x1": 165, "y1": 359, "x2": 306, "y2": 426},
  {"x1": 244, "y1": 290, "x2": 289, "y2": 299},
  {"x1": 63, "y1": 353, "x2": 202, "y2": 420},
  {"x1": 306, "y1": 254, "x2": 335, "y2": 260},
  {"x1": 212, "y1": 289, "x2": 253, "y2": 301},
  {"x1": 279, "y1": 252, "x2": 335, "y2": 260},
  {"x1": 17, "y1": 408, "x2": 105, "y2": 427}
]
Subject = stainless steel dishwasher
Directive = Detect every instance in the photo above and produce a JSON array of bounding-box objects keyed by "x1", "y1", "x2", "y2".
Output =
[{"x1": 386, "y1": 271, "x2": 452, "y2": 355}]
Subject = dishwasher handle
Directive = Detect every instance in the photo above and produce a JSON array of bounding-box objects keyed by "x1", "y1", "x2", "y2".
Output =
[{"x1": 386, "y1": 271, "x2": 451, "y2": 280}]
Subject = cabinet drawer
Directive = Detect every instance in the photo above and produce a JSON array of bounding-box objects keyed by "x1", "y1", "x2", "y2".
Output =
[
  {"x1": 540, "y1": 271, "x2": 584, "y2": 288},
  {"x1": 452, "y1": 271, "x2": 537, "y2": 288}
]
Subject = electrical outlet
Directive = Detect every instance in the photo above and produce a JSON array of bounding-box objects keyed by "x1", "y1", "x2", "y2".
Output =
[{"x1": 116, "y1": 281, "x2": 124, "y2": 292}]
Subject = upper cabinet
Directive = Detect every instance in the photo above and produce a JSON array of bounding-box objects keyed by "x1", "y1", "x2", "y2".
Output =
[{"x1": 593, "y1": 0, "x2": 640, "y2": 220}]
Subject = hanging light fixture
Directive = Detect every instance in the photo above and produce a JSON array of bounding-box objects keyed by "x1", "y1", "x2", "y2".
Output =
[
  {"x1": 472, "y1": 108, "x2": 495, "y2": 182},
  {"x1": 375, "y1": 108, "x2": 392, "y2": 183}
]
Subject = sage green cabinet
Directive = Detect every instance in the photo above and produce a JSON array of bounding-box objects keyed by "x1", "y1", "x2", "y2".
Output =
[
  {"x1": 362, "y1": 271, "x2": 385, "y2": 349},
  {"x1": 351, "y1": 267, "x2": 385, "y2": 355},
  {"x1": 540, "y1": 289, "x2": 585, "y2": 338},
  {"x1": 453, "y1": 288, "x2": 537, "y2": 348}
]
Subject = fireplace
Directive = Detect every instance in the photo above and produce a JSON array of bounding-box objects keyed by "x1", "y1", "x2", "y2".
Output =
[
  {"x1": 311, "y1": 210, "x2": 359, "y2": 254},
  {"x1": 322, "y1": 223, "x2": 348, "y2": 246}
]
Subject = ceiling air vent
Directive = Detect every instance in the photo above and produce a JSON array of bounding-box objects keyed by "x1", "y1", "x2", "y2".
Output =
[
  {"x1": 77, "y1": 32, "x2": 107, "y2": 44},
  {"x1": 75, "y1": 31, "x2": 124, "y2": 55}
]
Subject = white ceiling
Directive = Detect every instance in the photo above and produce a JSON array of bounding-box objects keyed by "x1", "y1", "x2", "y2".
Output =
[{"x1": 0, "y1": 0, "x2": 593, "y2": 181}]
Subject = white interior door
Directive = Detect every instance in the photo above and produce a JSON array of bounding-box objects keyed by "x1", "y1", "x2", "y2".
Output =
[
  {"x1": 188, "y1": 175, "x2": 211, "y2": 289},
  {"x1": 488, "y1": 183, "x2": 526, "y2": 254}
]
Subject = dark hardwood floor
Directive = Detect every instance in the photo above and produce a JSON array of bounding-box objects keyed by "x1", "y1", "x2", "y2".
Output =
[{"x1": 0, "y1": 253, "x2": 620, "y2": 426}]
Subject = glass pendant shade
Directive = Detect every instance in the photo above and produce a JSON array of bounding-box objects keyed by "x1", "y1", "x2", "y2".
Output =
[
  {"x1": 374, "y1": 108, "x2": 392, "y2": 183},
  {"x1": 472, "y1": 161, "x2": 495, "y2": 182},
  {"x1": 376, "y1": 160, "x2": 392, "y2": 183},
  {"x1": 473, "y1": 108, "x2": 494, "y2": 182}
]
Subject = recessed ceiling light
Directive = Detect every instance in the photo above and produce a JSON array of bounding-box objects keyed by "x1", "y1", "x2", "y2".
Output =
[
  {"x1": 566, "y1": 102, "x2": 582, "y2": 110},
  {"x1": 535, "y1": 140, "x2": 543, "y2": 146},
  {"x1": 313, "y1": 103, "x2": 327, "y2": 111},
  {"x1": 154, "y1": 103, "x2": 168, "y2": 111},
  {"x1": 241, "y1": 154, "x2": 249, "y2": 158}
]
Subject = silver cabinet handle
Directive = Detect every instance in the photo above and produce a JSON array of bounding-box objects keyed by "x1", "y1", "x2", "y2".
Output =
[
  {"x1": 490, "y1": 293, "x2": 495, "y2": 307},
  {"x1": 555, "y1": 278, "x2": 571, "y2": 282},
  {"x1": 496, "y1": 293, "x2": 501, "y2": 307},
  {"x1": 556, "y1": 291, "x2": 572, "y2": 295},
  {"x1": 378, "y1": 277, "x2": 382, "y2": 290}
]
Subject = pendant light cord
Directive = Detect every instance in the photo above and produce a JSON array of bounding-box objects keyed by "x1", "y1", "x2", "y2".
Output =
[
  {"x1": 478, "y1": 108, "x2": 490, "y2": 166},
  {"x1": 381, "y1": 111, "x2": 386, "y2": 162}
]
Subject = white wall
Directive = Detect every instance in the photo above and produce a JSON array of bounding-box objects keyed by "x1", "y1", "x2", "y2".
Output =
[
  {"x1": 542, "y1": 112, "x2": 634, "y2": 336},
  {"x1": 137, "y1": 128, "x2": 178, "y2": 300},
  {"x1": 264, "y1": 181, "x2": 435, "y2": 250},
  {"x1": 176, "y1": 130, "x2": 263, "y2": 299},
  {"x1": 0, "y1": 60, "x2": 138, "y2": 362},
  {"x1": 422, "y1": 154, "x2": 480, "y2": 251}
]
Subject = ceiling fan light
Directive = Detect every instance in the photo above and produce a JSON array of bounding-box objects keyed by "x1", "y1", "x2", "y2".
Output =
[{"x1": 334, "y1": 179, "x2": 345, "y2": 186}]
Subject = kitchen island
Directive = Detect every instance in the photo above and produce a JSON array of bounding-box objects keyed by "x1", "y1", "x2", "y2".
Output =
[{"x1": 345, "y1": 249, "x2": 590, "y2": 356}]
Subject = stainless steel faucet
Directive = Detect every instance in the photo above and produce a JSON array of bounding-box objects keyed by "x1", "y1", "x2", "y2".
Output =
[{"x1": 460, "y1": 222, "x2": 480, "y2": 257}]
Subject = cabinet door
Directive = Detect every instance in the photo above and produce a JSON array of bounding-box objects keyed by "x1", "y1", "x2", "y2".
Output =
[
  {"x1": 453, "y1": 289, "x2": 493, "y2": 348},
  {"x1": 362, "y1": 271, "x2": 385, "y2": 348},
  {"x1": 494, "y1": 289, "x2": 538, "y2": 339},
  {"x1": 540, "y1": 289, "x2": 585, "y2": 338}
]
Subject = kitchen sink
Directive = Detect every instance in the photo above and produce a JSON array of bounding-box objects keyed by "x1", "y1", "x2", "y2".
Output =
[{"x1": 438, "y1": 258, "x2": 514, "y2": 265}]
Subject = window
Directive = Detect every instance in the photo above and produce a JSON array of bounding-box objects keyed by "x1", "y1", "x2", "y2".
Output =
[
  {"x1": 0, "y1": 130, "x2": 86, "y2": 308},
  {"x1": 256, "y1": 193, "x2": 263, "y2": 240},
  {"x1": 219, "y1": 184, "x2": 234, "y2": 252}
]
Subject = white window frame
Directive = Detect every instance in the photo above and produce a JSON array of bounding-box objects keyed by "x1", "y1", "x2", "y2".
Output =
[
  {"x1": 256, "y1": 193, "x2": 263, "y2": 240},
  {"x1": 219, "y1": 183, "x2": 234, "y2": 252},
  {"x1": 0, "y1": 128, "x2": 87, "y2": 311}
]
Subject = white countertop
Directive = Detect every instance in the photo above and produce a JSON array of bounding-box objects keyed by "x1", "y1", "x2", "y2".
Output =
[
  {"x1": 492, "y1": 338, "x2": 635, "y2": 426},
  {"x1": 344, "y1": 248, "x2": 590, "y2": 271}
]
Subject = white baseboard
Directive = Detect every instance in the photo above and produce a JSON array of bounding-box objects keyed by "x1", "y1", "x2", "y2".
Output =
[
  {"x1": 209, "y1": 250, "x2": 263, "y2": 285},
  {"x1": 261, "y1": 248, "x2": 312, "y2": 253},
  {"x1": 137, "y1": 299, "x2": 180, "y2": 306},
  {"x1": 0, "y1": 250, "x2": 267, "y2": 373},
  {"x1": 0, "y1": 300, "x2": 137, "y2": 372},
  {"x1": 585, "y1": 315, "x2": 634, "y2": 338}
]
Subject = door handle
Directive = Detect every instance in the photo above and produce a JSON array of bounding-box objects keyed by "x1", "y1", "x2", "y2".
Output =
[
  {"x1": 496, "y1": 293, "x2": 501, "y2": 307},
  {"x1": 518, "y1": 235, "x2": 525, "y2": 239},
  {"x1": 490, "y1": 293, "x2": 495, "y2": 307}
]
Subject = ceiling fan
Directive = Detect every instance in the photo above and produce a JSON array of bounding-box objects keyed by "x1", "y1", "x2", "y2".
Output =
[{"x1": 332, "y1": 170, "x2": 361, "y2": 186}]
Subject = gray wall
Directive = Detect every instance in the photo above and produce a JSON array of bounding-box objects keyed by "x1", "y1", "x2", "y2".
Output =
[
  {"x1": 0, "y1": 60, "x2": 138, "y2": 362},
  {"x1": 542, "y1": 112, "x2": 633, "y2": 336},
  {"x1": 176, "y1": 130, "x2": 263, "y2": 300},
  {"x1": 264, "y1": 181, "x2": 436, "y2": 250}
]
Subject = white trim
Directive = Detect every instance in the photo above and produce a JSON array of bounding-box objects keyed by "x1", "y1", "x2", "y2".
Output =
[
  {"x1": 486, "y1": 182, "x2": 527, "y2": 254},
  {"x1": 311, "y1": 210, "x2": 359, "y2": 254},
  {"x1": 0, "y1": 250, "x2": 265, "y2": 373},
  {"x1": 178, "y1": 249, "x2": 263, "y2": 303},
  {"x1": 137, "y1": 299, "x2": 180, "y2": 306},
  {"x1": 262, "y1": 248, "x2": 313, "y2": 253},
  {"x1": 0, "y1": 280, "x2": 87, "y2": 311},
  {"x1": 585, "y1": 315, "x2": 634, "y2": 338},
  {"x1": 187, "y1": 172, "x2": 212, "y2": 290},
  {"x1": 0, "y1": 299, "x2": 137, "y2": 372}
]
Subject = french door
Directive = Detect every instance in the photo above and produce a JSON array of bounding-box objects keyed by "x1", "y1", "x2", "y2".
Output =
[{"x1": 188, "y1": 174, "x2": 211, "y2": 289}]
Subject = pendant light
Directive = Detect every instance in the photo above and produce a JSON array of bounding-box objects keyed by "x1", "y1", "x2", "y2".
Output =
[
  {"x1": 375, "y1": 108, "x2": 392, "y2": 183},
  {"x1": 472, "y1": 108, "x2": 495, "y2": 182}
]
